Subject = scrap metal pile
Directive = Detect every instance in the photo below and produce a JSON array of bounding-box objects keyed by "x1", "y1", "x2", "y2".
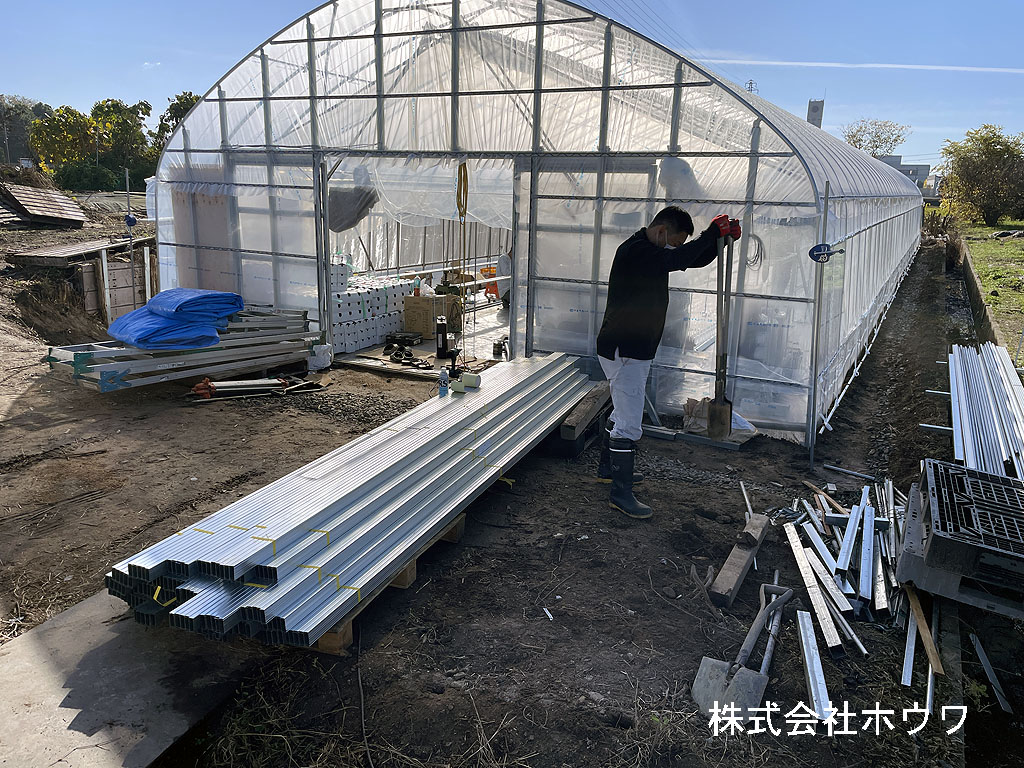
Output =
[
  {"x1": 774, "y1": 481, "x2": 905, "y2": 664},
  {"x1": 695, "y1": 479, "x2": 911, "y2": 721},
  {"x1": 106, "y1": 354, "x2": 592, "y2": 646},
  {"x1": 46, "y1": 308, "x2": 318, "y2": 392},
  {"x1": 749, "y1": 460, "x2": 1024, "y2": 719}
]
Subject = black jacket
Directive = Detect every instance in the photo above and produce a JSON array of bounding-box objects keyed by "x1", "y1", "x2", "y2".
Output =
[{"x1": 596, "y1": 226, "x2": 718, "y2": 361}]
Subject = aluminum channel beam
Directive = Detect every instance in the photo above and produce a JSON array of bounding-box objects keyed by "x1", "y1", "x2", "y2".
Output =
[
  {"x1": 796, "y1": 610, "x2": 832, "y2": 720},
  {"x1": 835, "y1": 487, "x2": 869, "y2": 575},
  {"x1": 169, "y1": 364, "x2": 586, "y2": 633},
  {"x1": 124, "y1": 354, "x2": 570, "y2": 581},
  {"x1": 112, "y1": 354, "x2": 593, "y2": 645},
  {"x1": 176, "y1": 367, "x2": 591, "y2": 642}
]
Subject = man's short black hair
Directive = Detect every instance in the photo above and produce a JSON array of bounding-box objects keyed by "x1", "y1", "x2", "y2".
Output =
[{"x1": 650, "y1": 206, "x2": 694, "y2": 236}]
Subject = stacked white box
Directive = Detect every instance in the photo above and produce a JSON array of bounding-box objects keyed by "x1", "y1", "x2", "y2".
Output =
[
  {"x1": 330, "y1": 269, "x2": 415, "y2": 355},
  {"x1": 331, "y1": 310, "x2": 405, "y2": 354},
  {"x1": 330, "y1": 262, "x2": 353, "y2": 292}
]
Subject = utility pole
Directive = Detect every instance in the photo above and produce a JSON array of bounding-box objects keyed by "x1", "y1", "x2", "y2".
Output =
[
  {"x1": 744, "y1": 80, "x2": 758, "y2": 94},
  {"x1": 1, "y1": 99, "x2": 10, "y2": 165}
]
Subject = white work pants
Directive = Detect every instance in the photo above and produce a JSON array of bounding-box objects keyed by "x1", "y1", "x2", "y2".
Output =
[{"x1": 598, "y1": 352, "x2": 652, "y2": 442}]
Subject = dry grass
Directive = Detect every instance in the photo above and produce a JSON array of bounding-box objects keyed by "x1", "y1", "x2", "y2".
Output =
[{"x1": 190, "y1": 655, "x2": 538, "y2": 768}]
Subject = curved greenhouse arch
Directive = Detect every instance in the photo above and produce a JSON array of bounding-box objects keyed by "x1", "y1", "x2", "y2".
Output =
[{"x1": 152, "y1": 0, "x2": 922, "y2": 448}]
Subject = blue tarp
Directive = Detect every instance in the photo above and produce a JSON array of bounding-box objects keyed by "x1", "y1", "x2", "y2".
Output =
[
  {"x1": 146, "y1": 288, "x2": 244, "y2": 323},
  {"x1": 107, "y1": 289, "x2": 244, "y2": 350}
]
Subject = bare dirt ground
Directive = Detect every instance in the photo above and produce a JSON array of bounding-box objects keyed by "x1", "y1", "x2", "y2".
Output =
[{"x1": 0, "y1": 234, "x2": 1020, "y2": 767}]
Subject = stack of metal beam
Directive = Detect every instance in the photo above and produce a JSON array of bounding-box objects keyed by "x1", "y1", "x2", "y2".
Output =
[
  {"x1": 46, "y1": 308, "x2": 319, "y2": 392},
  {"x1": 107, "y1": 353, "x2": 592, "y2": 645},
  {"x1": 947, "y1": 343, "x2": 1024, "y2": 477}
]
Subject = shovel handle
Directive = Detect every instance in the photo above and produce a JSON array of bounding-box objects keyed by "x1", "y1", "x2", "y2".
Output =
[
  {"x1": 714, "y1": 236, "x2": 734, "y2": 401},
  {"x1": 734, "y1": 587, "x2": 793, "y2": 669}
]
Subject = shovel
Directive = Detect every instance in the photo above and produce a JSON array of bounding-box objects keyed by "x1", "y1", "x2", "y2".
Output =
[
  {"x1": 707, "y1": 235, "x2": 735, "y2": 440},
  {"x1": 692, "y1": 584, "x2": 793, "y2": 721}
]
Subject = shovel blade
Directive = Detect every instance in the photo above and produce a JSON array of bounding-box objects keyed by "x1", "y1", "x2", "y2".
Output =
[
  {"x1": 707, "y1": 398, "x2": 733, "y2": 441},
  {"x1": 693, "y1": 657, "x2": 770, "y2": 722}
]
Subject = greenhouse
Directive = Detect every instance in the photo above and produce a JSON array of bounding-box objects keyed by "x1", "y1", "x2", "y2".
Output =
[{"x1": 149, "y1": 0, "x2": 923, "y2": 449}]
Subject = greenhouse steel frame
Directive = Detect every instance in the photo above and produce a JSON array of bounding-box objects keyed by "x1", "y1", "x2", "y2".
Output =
[{"x1": 150, "y1": 0, "x2": 923, "y2": 450}]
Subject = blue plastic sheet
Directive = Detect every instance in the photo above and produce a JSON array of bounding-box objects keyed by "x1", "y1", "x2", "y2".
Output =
[
  {"x1": 146, "y1": 288, "x2": 244, "y2": 323},
  {"x1": 107, "y1": 307, "x2": 221, "y2": 350},
  {"x1": 107, "y1": 289, "x2": 244, "y2": 350}
]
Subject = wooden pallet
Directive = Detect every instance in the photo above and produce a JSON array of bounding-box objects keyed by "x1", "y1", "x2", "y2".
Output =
[{"x1": 314, "y1": 513, "x2": 466, "y2": 655}]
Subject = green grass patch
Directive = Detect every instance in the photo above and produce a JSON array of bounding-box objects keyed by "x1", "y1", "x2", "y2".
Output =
[{"x1": 963, "y1": 219, "x2": 1024, "y2": 348}]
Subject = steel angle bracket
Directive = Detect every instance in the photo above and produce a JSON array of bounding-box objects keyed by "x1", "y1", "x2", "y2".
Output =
[{"x1": 98, "y1": 369, "x2": 131, "y2": 392}]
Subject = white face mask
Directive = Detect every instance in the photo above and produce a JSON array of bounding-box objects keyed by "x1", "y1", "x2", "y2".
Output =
[{"x1": 661, "y1": 233, "x2": 676, "y2": 250}]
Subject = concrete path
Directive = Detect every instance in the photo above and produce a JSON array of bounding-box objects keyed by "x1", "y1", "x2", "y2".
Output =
[{"x1": 0, "y1": 592, "x2": 261, "y2": 767}]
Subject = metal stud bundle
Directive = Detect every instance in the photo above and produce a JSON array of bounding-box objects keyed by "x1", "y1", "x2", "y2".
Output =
[
  {"x1": 107, "y1": 353, "x2": 592, "y2": 645},
  {"x1": 947, "y1": 343, "x2": 1024, "y2": 477}
]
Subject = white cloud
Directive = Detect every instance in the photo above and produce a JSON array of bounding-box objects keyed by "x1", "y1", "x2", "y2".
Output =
[
  {"x1": 704, "y1": 59, "x2": 1024, "y2": 75},
  {"x1": 142, "y1": 61, "x2": 162, "y2": 70}
]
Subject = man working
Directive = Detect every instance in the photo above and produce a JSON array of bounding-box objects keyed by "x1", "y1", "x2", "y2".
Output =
[{"x1": 596, "y1": 206, "x2": 741, "y2": 519}]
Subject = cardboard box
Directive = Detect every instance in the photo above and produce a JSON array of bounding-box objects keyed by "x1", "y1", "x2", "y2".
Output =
[{"x1": 403, "y1": 295, "x2": 462, "y2": 338}]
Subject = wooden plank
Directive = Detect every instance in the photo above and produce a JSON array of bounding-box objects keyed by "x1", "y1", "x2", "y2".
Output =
[
  {"x1": 389, "y1": 560, "x2": 417, "y2": 589},
  {"x1": 905, "y1": 584, "x2": 945, "y2": 676},
  {"x1": 314, "y1": 618, "x2": 354, "y2": 656},
  {"x1": 98, "y1": 249, "x2": 112, "y2": 325},
  {"x1": 560, "y1": 380, "x2": 610, "y2": 440},
  {"x1": 783, "y1": 523, "x2": 845, "y2": 658},
  {"x1": 802, "y1": 480, "x2": 849, "y2": 514},
  {"x1": 804, "y1": 546, "x2": 855, "y2": 617},
  {"x1": 0, "y1": 195, "x2": 25, "y2": 225},
  {"x1": 708, "y1": 513, "x2": 770, "y2": 608},
  {"x1": 9, "y1": 236, "x2": 157, "y2": 264},
  {"x1": 105, "y1": 262, "x2": 145, "y2": 291}
]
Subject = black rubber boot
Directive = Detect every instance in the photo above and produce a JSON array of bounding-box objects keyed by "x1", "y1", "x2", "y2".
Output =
[
  {"x1": 608, "y1": 438, "x2": 653, "y2": 519},
  {"x1": 598, "y1": 423, "x2": 644, "y2": 484}
]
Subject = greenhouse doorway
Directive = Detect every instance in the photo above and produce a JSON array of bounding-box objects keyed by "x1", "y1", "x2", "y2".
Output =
[{"x1": 324, "y1": 156, "x2": 515, "y2": 365}]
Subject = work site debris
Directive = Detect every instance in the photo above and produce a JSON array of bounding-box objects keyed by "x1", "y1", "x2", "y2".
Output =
[
  {"x1": 190, "y1": 375, "x2": 323, "y2": 400},
  {"x1": 46, "y1": 307, "x2": 318, "y2": 392},
  {"x1": 708, "y1": 512, "x2": 770, "y2": 608},
  {"x1": 106, "y1": 354, "x2": 592, "y2": 647}
]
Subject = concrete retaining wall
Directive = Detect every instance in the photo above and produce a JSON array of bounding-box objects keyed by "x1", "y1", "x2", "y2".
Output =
[{"x1": 959, "y1": 239, "x2": 1008, "y2": 347}]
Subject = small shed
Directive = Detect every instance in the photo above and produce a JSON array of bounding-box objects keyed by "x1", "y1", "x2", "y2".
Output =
[{"x1": 0, "y1": 182, "x2": 88, "y2": 228}]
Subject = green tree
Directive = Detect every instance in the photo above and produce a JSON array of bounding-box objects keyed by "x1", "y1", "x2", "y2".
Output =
[
  {"x1": 29, "y1": 106, "x2": 97, "y2": 172},
  {"x1": 0, "y1": 95, "x2": 53, "y2": 164},
  {"x1": 841, "y1": 118, "x2": 911, "y2": 157},
  {"x1": 54, "y1": 160, "x2": 119, "y2": 191},
  {"x1": 151, "y1": 91, "x2": 201, "y2": 148},
  {"x1": 91, "y1": 99, "x2": 152, "y2": 174},
  {"x1": 941, "y1": 124, "x2": 1024, "y2": 226}
]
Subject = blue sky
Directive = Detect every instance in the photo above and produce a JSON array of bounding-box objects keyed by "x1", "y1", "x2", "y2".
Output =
[{"x1": 3, "y1": 0, "x2": 1022, "y2": 170}]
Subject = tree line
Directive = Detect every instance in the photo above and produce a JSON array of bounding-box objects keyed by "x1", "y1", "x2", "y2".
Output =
[
  {"x1": 831, "y1": 117, "x2": 1022, "y2": 227},
  {"x1": 0, "y1": 91, "x2": 200, "y2": 192}
]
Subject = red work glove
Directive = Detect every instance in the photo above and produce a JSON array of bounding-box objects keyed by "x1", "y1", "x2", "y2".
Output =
[
  {"x1": 710, "y1": 214, "x2": 730, "y2": 237},
  {"x1": 729, "y1": 218, "x2": 742, "y2": 240}
]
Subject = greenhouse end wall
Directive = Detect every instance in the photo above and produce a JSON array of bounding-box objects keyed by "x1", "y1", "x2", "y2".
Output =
[{"x1": 150, "y1": 0, "x2": 923, "y2": 446}]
